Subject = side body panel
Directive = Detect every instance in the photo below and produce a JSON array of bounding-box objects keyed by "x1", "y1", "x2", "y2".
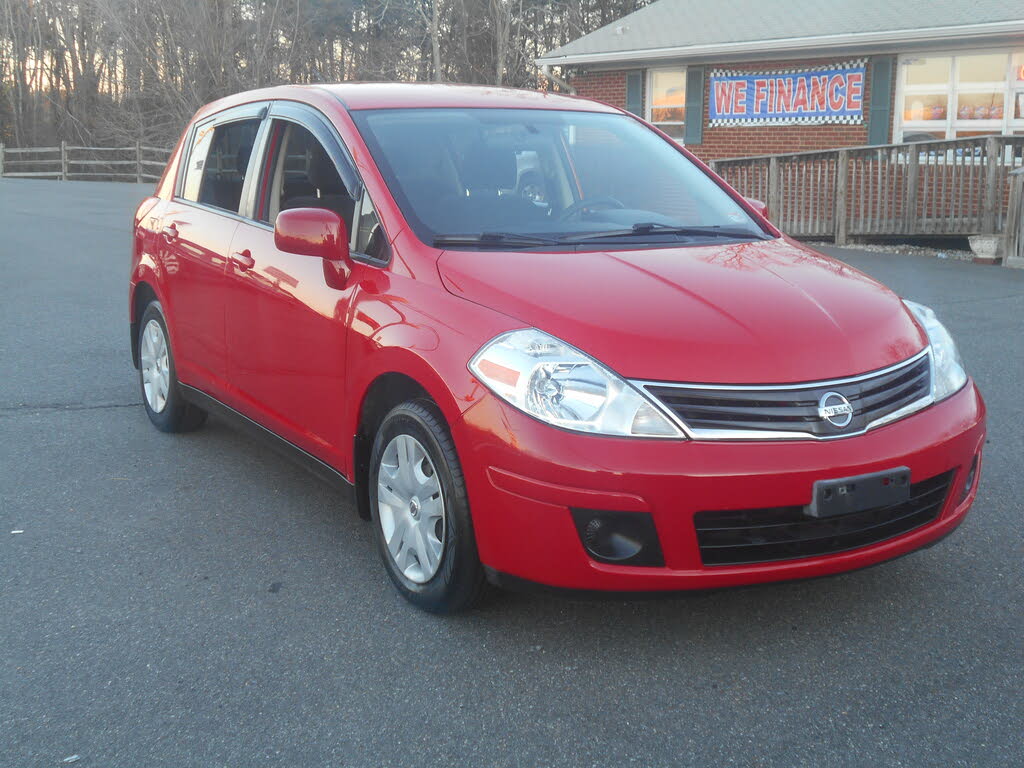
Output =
[
  {"x1": 223, "y1": 221, "x2": 355, "y2": 468},
  {"x1": 130, "y1": 126, "x2": 190, "y2": 348},
  {"x1": 156, "y1": 202, "x2": 237, "y2": 393}
]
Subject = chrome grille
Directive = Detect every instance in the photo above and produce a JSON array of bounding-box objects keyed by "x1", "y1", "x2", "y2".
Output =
[{"x1": 635, "y1": 350, "x2": 932, "y2": 440}]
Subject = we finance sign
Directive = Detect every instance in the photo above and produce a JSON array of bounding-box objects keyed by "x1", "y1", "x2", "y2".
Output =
[{"x1": 708, "y1": 61, "x2": 866, "y2": 126}]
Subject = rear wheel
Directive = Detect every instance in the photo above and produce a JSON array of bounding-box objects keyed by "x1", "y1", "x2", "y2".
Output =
[
  {"x1": 369, "y1": 400, "x2": 487, "y2": 613},
  {"x1": 138, "y1": 301, "x2": 206, "y2": 433}
]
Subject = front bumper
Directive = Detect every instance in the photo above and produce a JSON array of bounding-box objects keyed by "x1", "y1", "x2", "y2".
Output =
[{"x1": 453, "y1": 381, "x2": 986, "y2": 591}]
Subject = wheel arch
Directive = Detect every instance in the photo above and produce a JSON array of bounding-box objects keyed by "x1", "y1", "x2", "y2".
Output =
[
  {"x1": 352, "y1": 371, "x2": 438, "y2": 520},
  {"x1": 344, "y1": 298, "x2": 510, "y2": 519},
  {"x1": 129, "y1": 281, "x2": 159, "y2": 369}
]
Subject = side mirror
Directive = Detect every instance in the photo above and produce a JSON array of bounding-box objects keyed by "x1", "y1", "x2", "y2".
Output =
[
  {"x1": 745, "y1": 198, "x2": 769, "y2": 220},
  {"x1": 274, "y1": 207, "x2": 350, "y2": 263}
]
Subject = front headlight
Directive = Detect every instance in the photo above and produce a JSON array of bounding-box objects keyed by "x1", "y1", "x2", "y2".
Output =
[
  {"x1": 469, "y1": 329, "x2": 684, "y2": 438},
  {"x1": 903, "y1": 300, "x2": 967, "y2": 401}
]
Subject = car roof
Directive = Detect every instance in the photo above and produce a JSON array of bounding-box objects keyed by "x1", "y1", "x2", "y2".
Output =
[
  {"x1": 194, "y1": 82, "x2": 621, "y2": 120},
  {"x1": 317, "y1": 82, "x2": 619, "y2": 112}
]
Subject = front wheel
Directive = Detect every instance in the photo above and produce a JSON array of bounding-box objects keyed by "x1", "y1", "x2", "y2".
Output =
[
  {"x1": 369, "y1": 400, "x2": 487, "y2": 613},
  {"x1": 137, "y1": 301, "x2": 206, "y2": 433}
]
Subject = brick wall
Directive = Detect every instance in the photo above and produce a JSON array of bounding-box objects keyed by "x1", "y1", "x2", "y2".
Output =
[
  {"x1": 571, "y1": 57, "x2": 895, "y2": 162},
  {"x1": 570, "y1": 70, "x2": 630, "y2": 111}
]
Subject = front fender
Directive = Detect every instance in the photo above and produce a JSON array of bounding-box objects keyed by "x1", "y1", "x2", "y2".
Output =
[{"x1": 343, "y1": 267, "x2": 519, "y2": 446}]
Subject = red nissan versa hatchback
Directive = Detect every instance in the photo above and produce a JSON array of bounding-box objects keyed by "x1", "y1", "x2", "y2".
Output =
[{"x1": 130, "y1": 83, "x2": 985, "y2": 612}]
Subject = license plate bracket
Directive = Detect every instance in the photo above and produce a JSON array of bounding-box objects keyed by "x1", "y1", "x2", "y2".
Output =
[{"x1": 806, "y1": 467, "x2": 911, "y2": 518}]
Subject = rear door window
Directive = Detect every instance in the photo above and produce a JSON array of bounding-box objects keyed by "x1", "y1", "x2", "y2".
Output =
[{"x1": 181, "y1": 118, "x2": 261, "y2": 213}]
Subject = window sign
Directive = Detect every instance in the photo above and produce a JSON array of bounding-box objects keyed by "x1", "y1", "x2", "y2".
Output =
[{"x1": 708, "y1": 61, "x2": 865, "y2": 126}]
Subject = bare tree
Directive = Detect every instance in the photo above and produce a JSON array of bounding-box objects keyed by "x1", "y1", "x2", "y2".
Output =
[
  {"x1": 0, "y1": 0, "x2": 650, "y2": 146},
  {"x1": 417, "y1": 0, "x2": 445, "y2": 82}
]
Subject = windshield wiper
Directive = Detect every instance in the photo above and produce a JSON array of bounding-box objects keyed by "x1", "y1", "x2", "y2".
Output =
[
  {"x1": 433, "y1": 232, "x2": 563, "y2": 248},
  {"x1": 561, "y1": 222, "x2": 769, "y2": 243}
]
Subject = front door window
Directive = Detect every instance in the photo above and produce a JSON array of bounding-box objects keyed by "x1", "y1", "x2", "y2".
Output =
[{"x1": 257, "y1": 121, "x2": 357, "y2": 232}]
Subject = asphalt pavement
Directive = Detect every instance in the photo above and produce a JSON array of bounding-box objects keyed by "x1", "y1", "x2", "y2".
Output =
[{"x1": 1, "y1": 178, "x2": 1022, "y2": 767}]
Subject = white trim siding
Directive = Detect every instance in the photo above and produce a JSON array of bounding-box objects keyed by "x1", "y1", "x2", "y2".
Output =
[{"x1": 537, "y1": 20, "x2": 1024, "y2": 67}]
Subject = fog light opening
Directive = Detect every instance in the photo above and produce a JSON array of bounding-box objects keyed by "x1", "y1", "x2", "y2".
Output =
[
  {"x1": 571, "y1": 509, "x2": 665, "y2": 567},
  {"x1": 584, "y1": 519, "x2": 643, "y2": 561},
  {"x1": 959, "y1": 455, "x2": 979, "y2": 503}
]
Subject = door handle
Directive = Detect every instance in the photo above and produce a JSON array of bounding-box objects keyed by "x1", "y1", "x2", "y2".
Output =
[
  {"x1": 231, "y1": 250, "x2": 255, "y2": 271},
  {"x1": 161, "y1": 224, "x2": 178, "y2": 241}
]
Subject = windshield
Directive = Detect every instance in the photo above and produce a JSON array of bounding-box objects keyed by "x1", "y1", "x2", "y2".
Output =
[{"x1": 351, "y1": 108, "x2": 769, "y2": 248}]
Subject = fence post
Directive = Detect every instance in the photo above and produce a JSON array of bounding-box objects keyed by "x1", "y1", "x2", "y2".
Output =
[
  {"x1": 60, "y1": 140, "x2": 68, "y2": 181},
  {"x1": 0, "y1": 143, "x2": 5, "y2": 177},
  {"x1": 903, "y1": 146, "x2": 919, "y2": 235},
  {"x1": 136, "y1": 140, "x2": 143, "y2": 184},
  {"x1": 1005, "y1": 171, "x2": 1024, "y2": 268},
  {"x1": 768, "y1": 156, "x2": 780, "y2": 229},
  {"x1": 981, "y1": 136, "x2": 1000, "y2": 235},
  {"x1": 835, "y1": 149, "x2": 850, "y2": 245}
]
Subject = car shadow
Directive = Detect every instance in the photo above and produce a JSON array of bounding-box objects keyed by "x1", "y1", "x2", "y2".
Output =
[{"x1": 180, "y1": 412, "x2": 958, "y2": 661}]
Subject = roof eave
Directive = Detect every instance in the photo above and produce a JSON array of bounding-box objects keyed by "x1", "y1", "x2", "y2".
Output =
[{"x1": 535, "y1": 19, "x2": 1024, "y2": 67}]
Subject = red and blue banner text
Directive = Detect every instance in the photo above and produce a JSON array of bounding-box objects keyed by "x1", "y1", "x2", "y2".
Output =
[{"x1": 708, "y1": 61, "x2": 866, "y2": 126}]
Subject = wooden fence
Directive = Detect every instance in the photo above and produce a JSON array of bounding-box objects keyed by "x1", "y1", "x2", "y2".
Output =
[
  {"x1": 1005, "y1": 168, "x2": 1024, "y2": 269},
  {"x1": 711, "y1": 135, "x2": 1024, "y2": 244},
  {"x1": 0, "y1": 142, "x2": 172, "y2": 183},
  {"x1": 4, "y1": 137, "x2": 1024, "y2": 256}
]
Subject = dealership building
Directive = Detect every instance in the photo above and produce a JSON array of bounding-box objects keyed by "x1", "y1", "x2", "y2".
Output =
[{"x1": 537, "y1": 0, "x2": 1024, "y2": 162}]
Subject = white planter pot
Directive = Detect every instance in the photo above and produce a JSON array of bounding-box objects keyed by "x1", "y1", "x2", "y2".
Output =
[{"x1": 968, "y1": 235, "x2": 1002, "y2": 263}]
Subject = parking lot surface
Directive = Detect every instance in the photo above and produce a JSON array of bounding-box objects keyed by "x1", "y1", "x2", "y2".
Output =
[{"x1": 1, "y1": 178, "x2": 1022, "y2": 767}]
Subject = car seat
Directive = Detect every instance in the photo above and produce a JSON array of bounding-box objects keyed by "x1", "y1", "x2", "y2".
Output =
[{"x1": 281, "y1": 144, "x2": 355, "y2": 226}]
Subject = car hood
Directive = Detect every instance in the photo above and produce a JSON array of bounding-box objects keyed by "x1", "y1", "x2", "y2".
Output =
[{"x1": 437, "y1": 238, "x2": 927, "y2": 383}]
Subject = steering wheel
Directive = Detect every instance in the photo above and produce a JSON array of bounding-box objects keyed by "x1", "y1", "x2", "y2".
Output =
[{"x1": 556, "y1": 196, "x2": 626, "y2": 222}]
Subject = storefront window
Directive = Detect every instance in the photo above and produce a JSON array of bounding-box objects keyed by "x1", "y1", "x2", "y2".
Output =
[
  {"x1": 896, "y1": 50, "x2": 1024, "y2": 142},
  {"x1": 648, "y1": 69, "x2": 686, "y2": 125},
  {"x1": 1014, "y1": 53, "x2": 1024, "y2": 120},
  {"x1": 957, "y1": 53, "x2": 1006, "y2": 84},
  {"x1": 902, "y1": 130, "x2": 946, "y2": 143},
  {"x1": 903, "y1": 93, "x2": 946, "y2": 122},
  {"x1": 905, "y1": 56, "x2": 950, "y2": 86}
]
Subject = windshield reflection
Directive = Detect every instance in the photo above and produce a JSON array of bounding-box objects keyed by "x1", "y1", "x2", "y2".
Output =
[{"x1": 352, "y1": 108, "x2": 769, "y2": 249}]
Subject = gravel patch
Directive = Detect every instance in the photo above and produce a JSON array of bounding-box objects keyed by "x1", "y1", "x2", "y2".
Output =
[{"x1": 805, "y1": 240, "x2": 976, "y2": 261}]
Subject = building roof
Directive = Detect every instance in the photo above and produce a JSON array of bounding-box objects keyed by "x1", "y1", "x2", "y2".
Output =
[{"x1": 537, "y1": 0, "x2": 1024, "y2": 66}]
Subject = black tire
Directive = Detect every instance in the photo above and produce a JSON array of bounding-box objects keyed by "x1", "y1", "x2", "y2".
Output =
[
  {"x1": 137, "y1": 301, "x2": 207, "y2": 433},
  {"x1": 369, "y1": 400, "x2": 487, "y2": 613}
]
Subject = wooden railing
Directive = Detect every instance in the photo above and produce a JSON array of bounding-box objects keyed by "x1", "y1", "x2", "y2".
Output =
[
  {"x1": 0, "y1": 142, "x2": 172, "y2": 183},
  {"x1": 1005, "y1": 168, "x2": 1024, "y2": 269},
  {"x1": 711, "y1": 135, "x2": 1024, "y2": 244},
  {"x1": 4, "y1": 137, "x2": 1024, "y2": 255}
]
